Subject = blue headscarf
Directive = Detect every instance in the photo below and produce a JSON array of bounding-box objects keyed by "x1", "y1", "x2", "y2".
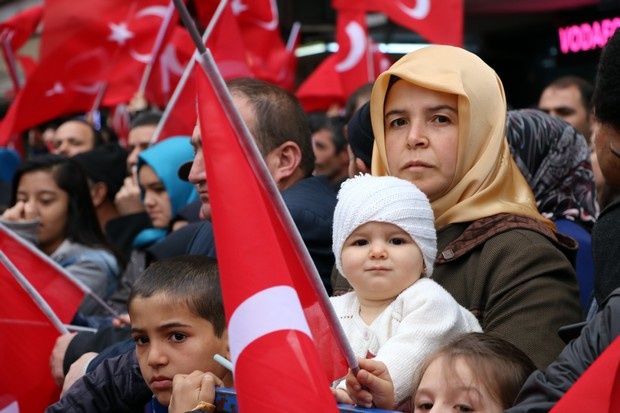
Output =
[{"x1": 132, "y1": 136, "x2": 198, "y2": 249}]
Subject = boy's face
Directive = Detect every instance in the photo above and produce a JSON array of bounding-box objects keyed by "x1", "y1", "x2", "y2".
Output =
[
  {"x1": 414, "y1": 355, "x2": 503, "y2": 413},
  {"x1": 130, "y1": 293, "x2": 229, "y2": 406},
  {"x1": 341, "y1": 221, "x2": 424, "y2": 303}
]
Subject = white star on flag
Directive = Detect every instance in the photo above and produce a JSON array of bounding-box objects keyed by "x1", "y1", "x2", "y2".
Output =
[{"x1": 108, "y1": 22, "x2": 134, "y2": 45}]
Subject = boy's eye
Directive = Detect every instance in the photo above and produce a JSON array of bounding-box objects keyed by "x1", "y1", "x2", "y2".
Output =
[
  {"x1": 170, "y1": 332, "x2": 187, "y2": 343},
  {"x1": 132, "y1": 335, "x2": 149, "y2": 346}
]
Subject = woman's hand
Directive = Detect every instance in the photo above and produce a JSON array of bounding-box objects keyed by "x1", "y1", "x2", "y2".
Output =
[{"x1": 1, "y1": 200, "x2": 37, "y2": 222}]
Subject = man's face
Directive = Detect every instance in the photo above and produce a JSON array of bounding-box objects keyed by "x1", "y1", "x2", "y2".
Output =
[
  {"x1": 127, "y1": 124, "x2": 157, "y2": 172},
  {"x1": 51, "y1": 121, "x2": 95, "y2": 157},
  {"x1": 539, "y1": 85, "x2": 591, "y2": 141}
]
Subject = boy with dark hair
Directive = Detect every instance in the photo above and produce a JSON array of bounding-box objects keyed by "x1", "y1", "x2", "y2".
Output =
[{"x1": 46, "y1": 255, "x2": 232, "y2": 412}]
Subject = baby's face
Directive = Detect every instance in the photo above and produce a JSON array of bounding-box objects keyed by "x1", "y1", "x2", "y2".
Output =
[
  {"x1": 129, "y1": 293, "x2": 229, "y2": 406},
  {"x1": 341, "y1": 221, "x2": 424, "y2": 303},
  {"x1": 414, "y1": 356, "x2": 503, "y2": 413}
]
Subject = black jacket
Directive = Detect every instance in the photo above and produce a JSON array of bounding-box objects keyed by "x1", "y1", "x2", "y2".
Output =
[{"x1": 506, "y1": 288, "x2": 620, "y2": 412}]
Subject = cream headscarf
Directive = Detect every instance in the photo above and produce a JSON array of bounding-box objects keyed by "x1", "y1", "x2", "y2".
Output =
[{"x1": 370, "y1": 45, "x2": 551, "y2": 230}]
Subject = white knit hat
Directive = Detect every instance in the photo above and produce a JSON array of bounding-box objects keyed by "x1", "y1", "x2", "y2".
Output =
[{"x1": 332, "y1": 174, "x2": 437, "y2": 278}]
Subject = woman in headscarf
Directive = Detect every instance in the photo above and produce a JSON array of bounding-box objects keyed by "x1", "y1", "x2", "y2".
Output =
[
  {"x1": 369, "y1": 45, "x2": 583, "y2": 369},
  {"x1": 506, "y1": 108, "x2": 598, "y2": 310}
]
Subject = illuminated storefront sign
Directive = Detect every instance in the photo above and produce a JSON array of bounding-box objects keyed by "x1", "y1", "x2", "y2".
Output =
[{"x1": 558, "y1": 17, "x2": 620, "y2": 54}]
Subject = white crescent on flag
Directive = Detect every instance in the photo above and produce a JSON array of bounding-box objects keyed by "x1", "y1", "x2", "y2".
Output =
[
  {"x1": 335, "y1": 21, "x2": 367, "y2": 73},
  {"x1": 228, "y1": 285, "x2": 311, "y2": 367},
  {"x1": 129, "y1": 5, "x2": 168, "y2": 63},
  {"x1": 397, "y1": 0, "x2": 431, "y2": 19}
]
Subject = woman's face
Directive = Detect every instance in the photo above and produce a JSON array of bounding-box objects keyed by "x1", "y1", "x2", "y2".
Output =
[
  {"x1": 139, "y1": 165, "x2": 172, "y2": 229},
  {"x1": 383, "y1": 81, "x2": 459, "y2": 202},
  {"x1": 16, "y1": 170, "x2": 69, "y2": 254}
]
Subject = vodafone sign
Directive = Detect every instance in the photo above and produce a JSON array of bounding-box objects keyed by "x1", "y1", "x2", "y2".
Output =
[{"x1": 558, "y1": 17, "x2": 620, "y2": 54}]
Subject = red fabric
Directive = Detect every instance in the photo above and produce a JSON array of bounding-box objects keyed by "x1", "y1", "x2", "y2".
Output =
[
  {"x1": 0, "y1": 5, "x2": 43, "y2": 51},
  {"x1": 145, "y1": 26, "x2": 195, "y2": 108},
  {"x1": 0, "y1": 258, "x2": 61, "y2": 413},
  {"x1": 40, "y1": 0, "x2": 176, "y2": 107},
  {"x1": 334, "y1": 0, "x2": 464, "y2": 46},
  {"x1": 550, "y1": 336, "x2": 620, "y2": 413},
  {"x1": 333, "y1": 9, "x2": 372, "y2": 98},
  {"x1": 0, "y1": 225, "x2": 85, "y2": 323},
  {"x1": 295, "y1": 41, "x2": 391, "y2": 113},
  {"x1": 195, "y1": 59, "x2": 346, "y2": 411}
]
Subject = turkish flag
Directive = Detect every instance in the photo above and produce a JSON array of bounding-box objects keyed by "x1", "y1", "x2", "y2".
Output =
[
  {"x1": 145, "y1": 26, "x2": 195, "y2": 108},
  {"x1": 0, "y1": 256, "x2": 63, "y2": 413},
  {"x1": 0, "y1": 224, "x2": 86, "y2": 323},
  {"x1": 333, "y1": 9, "x2": 372, "y2": 98},
  {"x1": 0, "y1": 5, "x2": 43, "y2": 51},
  {"x1": 40, "y1": 0, "x2": 177, "y2": 107},
  {"x1": 550, "y1": 336, "x2": 620, "y2": 413},
  {"x1": 195, "y1": 52, "x2": 347, "y2": 411},
  {"x1": 334, "y1": 0, "x2": 463, "y2": 46},
  {"x1": 296, "y1": 39, "x2": 391, "y2": 113}
]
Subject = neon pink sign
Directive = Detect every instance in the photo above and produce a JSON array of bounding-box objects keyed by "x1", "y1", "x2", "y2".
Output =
[{"x1": 558, "y1": 17, "x2": 620, "y2": 54}]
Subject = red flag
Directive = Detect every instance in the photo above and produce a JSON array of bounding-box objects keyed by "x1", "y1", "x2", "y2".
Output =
[
  {"x1": 334, "y1": 0, "x2": 463, "y2": 46},
  {"x1": 40, "y1": 0, "x2": 177, "y2": 107},
  {"x1": 550, "y1": 336, "x2": 620, "y2": 413},
  {"x1": 0, "y1": 224, "x2": 85, "y2": 323},
  {"x1": 195, "y1": 52, "x2": 349, "y2": 411},
  {"x1": 295, "y1": 40, "x2": 390, "y2": 113},
  {"x1": 0, "y1": 255, "x2": 62, "y2": 412},
  {"x1": 333, "y1": 8, "x2": 372, "y2": 98},
  {"x1": 0, "y1": 5, "x2": 43, "y2": 51}
]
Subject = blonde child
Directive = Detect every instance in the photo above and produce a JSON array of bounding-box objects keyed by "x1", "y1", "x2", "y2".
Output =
[
  {"x1": 343, "y1": 332, "x2": 536, "y2": 412},
  {"x1": 330, "y1": 174, "x2": 481, "y2": 408}
]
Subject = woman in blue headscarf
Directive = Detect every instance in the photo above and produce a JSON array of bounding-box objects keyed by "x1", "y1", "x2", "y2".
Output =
[{"x1": 107, "y1": 136, "x2": 198, "y2": 312}]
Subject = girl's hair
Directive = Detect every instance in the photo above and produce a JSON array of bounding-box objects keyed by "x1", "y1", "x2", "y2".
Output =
[
  {"x1": 128, "y1": 256, "x2": 226, "y2": 337},
  {"x1": 10, "y1": 154, "x2": 117, "y2": 256},
  {"x1": 413, "y1": 332, "x2": 536, "y2": 409}
]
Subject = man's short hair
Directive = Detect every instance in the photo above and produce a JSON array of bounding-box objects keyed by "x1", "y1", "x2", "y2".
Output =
[
  {"x1": 546, "y1": 75, "x2": 594, "y2": 113},
  {"x1": 592, "y1": 30, "x2": 620, "y2": 132},
  {"x1": 130, "y1": 110, "x2": 163, "y2": 130},
  {"x1": 226, "y1": 77, "x2": 315, "y2": 177}
]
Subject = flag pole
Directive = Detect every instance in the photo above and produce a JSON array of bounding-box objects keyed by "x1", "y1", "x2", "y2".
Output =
[
  {"x1": 137, "y1": 0, "x2": 177, "y2": 96},
  {"x1": 0, "y1": 251, "x2": 69, "y2": 334},
  {"x1": 173, "y1": 0, "x2": 359, "y2": 375},
  {"x1": 150, "y1": 0, "x2": 228, "y2": 144},
  {"x1": 0, "y1": 30, "x2": 22, "y2": 93}
]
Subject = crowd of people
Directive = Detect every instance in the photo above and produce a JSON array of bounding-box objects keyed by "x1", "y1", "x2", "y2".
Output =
[{"x1": 0, "y1": 20, "x2": 618, "y2": 413}]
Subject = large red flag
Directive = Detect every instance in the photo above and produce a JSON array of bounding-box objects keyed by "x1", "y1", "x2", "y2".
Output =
[
  {"x1": 334, "y1": 0, "x2": 463, "y2": 46},
  {"x1": 0, "y1": 224, "x2": 85, "y2": 323},
  {"x1": 550, "y1": 336, "x2": 620, "y2": 413},
  {"x1": 195, "y1": 51, "x2": 349, "y2": 411},
  {"x1": 0, "y1": 253, "x2": 63, "y2": 413}
]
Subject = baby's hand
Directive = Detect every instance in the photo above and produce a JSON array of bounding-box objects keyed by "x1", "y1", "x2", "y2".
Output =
[{"x1": 345, "y1": 358, "x2": 394, "y2": 410}]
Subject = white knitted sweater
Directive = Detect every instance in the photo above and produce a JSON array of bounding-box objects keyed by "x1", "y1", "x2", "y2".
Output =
[{"x1": 330, "y1": 278, "x2": 482, "y2": 405}]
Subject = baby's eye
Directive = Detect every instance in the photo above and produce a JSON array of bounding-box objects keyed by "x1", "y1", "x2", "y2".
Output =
[
  {"x1": 389, "y1": 237, "x2": 407, "y2": 245},
  {"x1": 132, "y1": 335, "x2": 149, "y2": 346},
  {"x1": 170, "y1": 332, "x2": 187, "y2": 343},
  {"x1": 352, "y1": 239, "x2": 369, "y2": 246}
]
